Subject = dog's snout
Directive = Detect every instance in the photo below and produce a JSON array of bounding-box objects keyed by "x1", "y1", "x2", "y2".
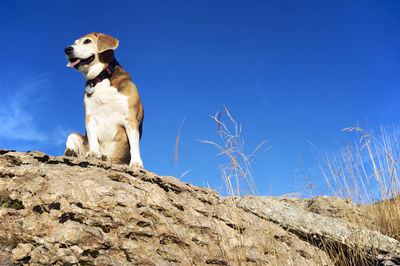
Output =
[{"x1": 65, "y1": 46, "x2": 73, "y2": 55}]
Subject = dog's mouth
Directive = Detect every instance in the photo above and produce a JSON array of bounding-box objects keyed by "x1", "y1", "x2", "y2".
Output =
[{"x1": 68, "y1": 55, "x2": 95, "y2": 69}]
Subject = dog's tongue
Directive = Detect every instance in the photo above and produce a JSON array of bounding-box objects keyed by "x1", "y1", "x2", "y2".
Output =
[{"x1": 69, "y1": 59, "x2": 81, "y2": 68}]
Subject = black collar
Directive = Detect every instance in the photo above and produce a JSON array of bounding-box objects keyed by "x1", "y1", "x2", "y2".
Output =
[{"x1": 85, "y1": 58, "x2": 119, "y2": 94}]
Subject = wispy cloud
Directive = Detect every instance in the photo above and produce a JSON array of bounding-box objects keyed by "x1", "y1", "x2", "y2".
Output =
[
  {"x1": 0, "y1": 78, "x2": 48, "y2": 141},
  {"x1": 0, "y1": 76, "x2": 70, "y2": 147}
]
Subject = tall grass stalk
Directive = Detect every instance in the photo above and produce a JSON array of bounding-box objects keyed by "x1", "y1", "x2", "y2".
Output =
[
  {"x1": 201, "y1": 108, "x2": 269, "y2": 197},
  {"x1": 319, "y1": 125, "x2": 400, "y2": 240},
  {"x1": 201, "y1": 109, "x2": 290, "y2": 265}
]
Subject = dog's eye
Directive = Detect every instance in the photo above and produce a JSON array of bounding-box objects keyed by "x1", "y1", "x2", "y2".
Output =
[{"x1": 83, "y1": 39, "x2": 92, "y2": 44}]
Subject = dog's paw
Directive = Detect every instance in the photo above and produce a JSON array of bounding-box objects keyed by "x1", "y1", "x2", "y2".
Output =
[
  {"x1": 64, "y1": 148, "x2": 78, "y2": 157},
  {"x1": 85, "y1": 151, "x2": 102, "y2": 160},
  {"x1": 100, "y1": 154, "x2": 110, "y2": 162},
  {"x1": 129, "y1": 159, "x2": 143, "y2": 169}
]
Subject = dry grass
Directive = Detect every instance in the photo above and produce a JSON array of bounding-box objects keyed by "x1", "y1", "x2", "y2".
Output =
[
  {"x1": 203, "y1": 111, "x2": 400, "y2": 264},
  {"x1": 172, "y1": 118, "x2": 194, "y2": 179},
  {"x1": 201, "y1": 108, "x2": 269, "y2": 197},
  {"x1": 173, "y1": 118, "x2": 185, "y2": 167},
  {"x1": 319, "y1": 125, "x2": 400, "y2": 242},
  {"x1": 200, "y1": 109, "x2": 400, "y2": 264},
  {"x1": 314, "y1": 125, "x2": 400, "y2": 265},
  {"x1": 367, "y1": 197, "x2": 400, "y2": 240},
  {"x1": 201, "y1": 108, "x2": 337, "y2": 265},
  {"x1": 200, "y1": 108, "x2": 294, "y2": 264}
]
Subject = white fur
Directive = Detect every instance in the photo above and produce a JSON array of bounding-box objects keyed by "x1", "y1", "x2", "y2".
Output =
[
  {"x1": 71, "y1": 37, "x2": 95, "y2": 60},
  {"x1": 86, "y1": 117, "x2": 101, "y2": 158},
  {"x1": 125, "y1": 125, "x2": 143, "y2": 167},
  {"x1": 69, "y1": 37, "x2": 105, "y2": 80},
  {"x1": 66, "y1": 134, "x2": 85, "y2": 156},
  {"x1": 85, "y1": 63, "x2": 106, "y2": 80},
  {"x1": 85, "y1": 79, "x2": 129, "y2": 158}
]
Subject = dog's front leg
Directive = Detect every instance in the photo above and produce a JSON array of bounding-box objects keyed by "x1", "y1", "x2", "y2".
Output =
[
  {"x1": 125, "y1": 124, "x2": 143, "y2": 168},
  {"x1": 86, "y1": 117, "x2": 102, "y2": 159}
]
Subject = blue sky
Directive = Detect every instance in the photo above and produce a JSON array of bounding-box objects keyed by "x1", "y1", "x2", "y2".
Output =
[{"x1": 1, "y1": 1, "x2": 400, "y2": 196}]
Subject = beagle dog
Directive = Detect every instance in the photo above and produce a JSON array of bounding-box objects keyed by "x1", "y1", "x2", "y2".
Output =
[{"x1": 64, "y1": 32, "x2": 144, "y2": 168}]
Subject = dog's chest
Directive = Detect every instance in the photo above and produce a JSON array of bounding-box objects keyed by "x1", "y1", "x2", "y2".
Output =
[{"x1": 84, "y1": 79, "x2": 129, "y2": 140}]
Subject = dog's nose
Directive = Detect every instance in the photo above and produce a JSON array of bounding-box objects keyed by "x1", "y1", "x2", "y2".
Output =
[{"x1": 65, "y1": 46, "x2": 73, "y2": 55}]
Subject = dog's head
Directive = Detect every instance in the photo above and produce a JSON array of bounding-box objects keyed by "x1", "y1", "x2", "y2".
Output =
[{"x1": 65, "y1": 33, "x2": 119, "y2": 79}]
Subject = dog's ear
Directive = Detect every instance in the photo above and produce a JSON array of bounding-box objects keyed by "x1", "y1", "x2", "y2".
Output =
[{"x1": 96, "y1": 33, "x2": 119, "y2": 53}]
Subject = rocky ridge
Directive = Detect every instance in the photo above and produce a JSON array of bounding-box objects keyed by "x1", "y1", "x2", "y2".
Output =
[
  {"x1": 236, "y1": 196, "x2": 400, "y2": 264},
  {"x1": 0, "y1": 149, "x2": 399, "y2": 265}
]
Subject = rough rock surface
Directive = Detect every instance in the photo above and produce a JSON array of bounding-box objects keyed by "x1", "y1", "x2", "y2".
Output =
[
  {"x1": 0, "y1": 149, "x2": 332, "y2": 265},
  {"x1": 236, "y1": 196, "x2": 400, "y2": 263},
  {"x1": 264, "y1": 195, "x2": 375, "y2": 227}
]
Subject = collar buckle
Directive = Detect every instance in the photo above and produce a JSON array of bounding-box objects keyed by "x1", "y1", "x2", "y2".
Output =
[{"x1": 85, "y1": 80, "x2": 96, "y2": 95}]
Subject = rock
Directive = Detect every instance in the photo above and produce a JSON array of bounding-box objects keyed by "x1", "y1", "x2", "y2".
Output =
[
  {"x1": 236, "y1": 196, "x2": 400, "y2": 263},
  {"x1": 267, "y1": 195, "x2": 375, "y2": 227},
  {"x1": 12, "y1": 243, "x2": 33, "y2": 261},
  {"x1": 377, "y1": 253, "x2": 400, "y2": 266},
  {"x1": 0, "y1": 150, "x2": 332, "y2": 265}
]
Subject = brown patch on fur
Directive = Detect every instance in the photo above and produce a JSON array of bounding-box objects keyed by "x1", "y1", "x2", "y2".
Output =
[
  {"x1": 110, "y1": 66, "x2": 144, "y2": 139},
  {"x1": 78, "y1": 32, "x2": 98, "y2": 43},
  {"x1": 98, "y1": 50, "x2": 115, "y2": 64},
  {"x1": 97, "y1": 33, "x2": 119, "y2": 53},
  {"x1": 78, "y1": 32, "x2": 119, "y2": 53},
  {"x1": 107, "y1": 125, "x2": 130, "y2": 164}
]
